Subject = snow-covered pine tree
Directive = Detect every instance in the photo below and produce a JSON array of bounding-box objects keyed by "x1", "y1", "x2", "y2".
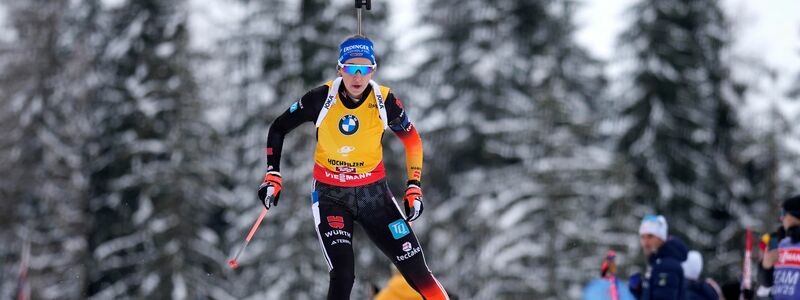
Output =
[
  {"x1": 86, "y1": 1, "x2": 226, "y2": 298},
  {"x1": 727, "y1": 59, "x2": 800, "y2": 232},
  {"x1": 0, "y1": 0, "x2": 97, "y2": 298},
  {"x1": 414, "y1": 0, "x2": 620, "y2": 298},
  {"x1": 617, "y1": 0, "x2": 755, "y2": 278}
]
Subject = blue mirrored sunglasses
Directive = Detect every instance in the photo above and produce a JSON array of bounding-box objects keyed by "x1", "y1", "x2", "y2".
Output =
[
  {"x1": 338, "y1": 62, "x2": 376, "y2": 75},
  {"x1": 642, "y1": 214, "x2": 659, "y2": 222}
]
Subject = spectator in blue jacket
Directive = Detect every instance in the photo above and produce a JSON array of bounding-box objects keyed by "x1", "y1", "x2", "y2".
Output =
[
  {"x1": 629, "y1": 215, "x2": 689, "y2": 300},
  {"x1": 682, "y1": 250, "x2": 720, "y2": 300}
]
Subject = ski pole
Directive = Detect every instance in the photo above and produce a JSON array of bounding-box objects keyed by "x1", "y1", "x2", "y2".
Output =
[
  {"x1": 355, "y1": 0, "x2": 372, "y2": 35},
  {"x1": 740, "y1": 228, "x2": 752, "y2": 300},
  {"x1": 228, "y1": 188, "x2": 274, "y2": 269}
]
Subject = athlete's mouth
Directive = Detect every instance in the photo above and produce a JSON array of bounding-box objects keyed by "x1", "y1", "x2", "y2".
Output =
[{"x1": 352, "y1": 84, "x2": 363, "y2": 90}]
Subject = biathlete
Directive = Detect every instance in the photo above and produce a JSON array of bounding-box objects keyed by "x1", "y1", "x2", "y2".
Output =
[{"x1": 258, "y1": 35, "x2": 449, "y2": 300}]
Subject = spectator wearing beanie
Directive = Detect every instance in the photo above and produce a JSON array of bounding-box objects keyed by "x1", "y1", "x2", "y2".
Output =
[
  {"x1": 682, "y1": 250, "x2": 720, "y2": 300},
  {"x1": 629, "y1": 215, "x2": 689, "y2": 300}
]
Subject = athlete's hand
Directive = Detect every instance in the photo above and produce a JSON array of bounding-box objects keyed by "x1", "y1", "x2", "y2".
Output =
[
  {"x1": 258, "y1": 171, "x2": 282, "y2": 209},
  {"x1": 403, "y1": 183, "x2": 424, "y2": 222}
]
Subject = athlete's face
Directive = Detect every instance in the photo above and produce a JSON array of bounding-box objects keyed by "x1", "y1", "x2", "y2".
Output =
[
  {"x1": 639, "y1": 233, "x2": 664, "y2": 257},
  {"x1": 338, "y1": 57, "x2": 374, "y2": 99}
]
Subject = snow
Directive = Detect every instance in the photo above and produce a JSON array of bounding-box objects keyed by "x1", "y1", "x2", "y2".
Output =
[
  {"x1": 574, "y1": 0, "x2": 638, "y2": 62},
  {"x1": 0, "y1": 4, "x2": 16, "y2": 43},
  {"x1": 93, "y1": 233, "x2": 146, "y2": 260},
  {"x1": 100, "y1": 0, "x2": 127, "y2": 10},
  {"x1": 171, "y1": 273, "x2": 187, "y2": 300},
  {"x1": 140, "y1": 273, "x2": 160, "y2": 295},
  {"x1": 186, "y1": 0, "x2": 246, "y2": 51}
]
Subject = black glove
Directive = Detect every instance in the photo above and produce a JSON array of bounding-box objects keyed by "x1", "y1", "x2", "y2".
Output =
[
  {"x1": 403, "y1": 183, "x2": 424, "y2": 222},
  {"x1": 258, "y1": 171, "x2": 282, "y2": 209}
]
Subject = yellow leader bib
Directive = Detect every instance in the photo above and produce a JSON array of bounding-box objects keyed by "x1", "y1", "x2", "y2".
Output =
[{"x1": 314, "y1": 78, "x2": 391, "y2": 181}]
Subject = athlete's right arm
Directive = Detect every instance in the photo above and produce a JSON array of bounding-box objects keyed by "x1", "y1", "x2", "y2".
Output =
[
  {"x1": 259, "y1": 86, "x2": 327, "y2": 208},
  {"x1": 265, "y1": 85, "x2": 328, "y2": 172}
]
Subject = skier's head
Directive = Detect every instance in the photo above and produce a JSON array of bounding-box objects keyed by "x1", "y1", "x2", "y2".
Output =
[
  {"x1": 639, "y1": 214, "x2": 667, "y2": 256},
  {"x1": 781, "y1": 194, "x2": 800, "y2": 230},
  {"x1": 337, "y1": 34, "x2": 376, "y2": 98},
  {"x1": 681, "y1": 250, "x2": 703, "y2": 281}
]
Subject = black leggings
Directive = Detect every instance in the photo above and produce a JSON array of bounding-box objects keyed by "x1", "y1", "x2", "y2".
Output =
[{"x1": 311, "y1": 180, "x2": 448, "y2": 300}]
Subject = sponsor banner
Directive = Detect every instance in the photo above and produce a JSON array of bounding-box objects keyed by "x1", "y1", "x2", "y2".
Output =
[
  {"x1": 336, "y1": 166, "x2": 357, "y2": 174},
  {"x1": 313, "y1": 163, "x2": 385, "y2": 187},
  {"x1": 324, "y1": 229, "x2": 351, "y2": 238},
  {"x1": 327, "y1": 159, "x2": 365, "y2": 168},
  {"x1": 779, "y1": 248, "x2": 800, "y2": 268},
  {"x1": 396, "y1": 246, "x2": 422, "y2": 262},
  {"x1": 331, "y1": 239, "x2": 352, "y2": 246}
]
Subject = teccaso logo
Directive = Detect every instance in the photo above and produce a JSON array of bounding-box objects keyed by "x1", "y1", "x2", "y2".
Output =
[
  {"x1": 396, "y1": 246, "x2": 421, "y2": 262},
  {"x1": 338, "y1": 146, "x2": 355, "y2": 156}
]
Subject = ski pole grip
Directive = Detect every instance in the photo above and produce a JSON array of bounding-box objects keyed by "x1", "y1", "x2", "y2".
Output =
[
  {"x1": 355, "y1": 0, "x2": 371, "y2": 10},
  {"x1": 265, "y1": 186, "x2": 275, "y2": 208}
]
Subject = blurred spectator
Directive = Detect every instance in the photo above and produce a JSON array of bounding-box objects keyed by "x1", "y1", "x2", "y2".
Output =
[
  {"x1": 721, "y1": 281, "x2": 754, "y2": 300},
  {"x1": 682, "y1": 250, "x2": 720, "y2": 300},
  {"x1": 582, "y1": 250, "x2": 636, "y2": 300},
  {"x1": 772, "y1": 195, "x2": 800, "y2": 300},
  {"x1": 373, "y1": 265, "x2": 459, "y2": 300},
  {"x1": 374, "y1": 269, "x2": 422, "y2": 300},
  {"x1": 756, "y1": 226, "x2": 785, "y2": 299},
  {"x1": 628, "y1": 215, "x2": 688, "y2": 300}
]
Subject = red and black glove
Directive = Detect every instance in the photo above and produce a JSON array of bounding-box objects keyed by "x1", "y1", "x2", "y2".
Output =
[
  {"x1": 403, "y1": 182, "x2": 424, "y2": 222},
  {"x1": 258, "y1": 171, "x2": 282, "y2": 209}
]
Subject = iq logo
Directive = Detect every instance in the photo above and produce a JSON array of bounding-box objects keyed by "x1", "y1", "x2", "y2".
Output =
[
  {"x1": 339, "y1": 114, "x2": 359, "y2": 135},
  {"x1": 388, "y1": 219, "x2": 410, "y2": 240}
]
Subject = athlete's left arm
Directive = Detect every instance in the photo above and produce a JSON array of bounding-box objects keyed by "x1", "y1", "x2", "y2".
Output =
[{"x1": 385, "y1": 92, "x2": 423, "y2": 186}]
